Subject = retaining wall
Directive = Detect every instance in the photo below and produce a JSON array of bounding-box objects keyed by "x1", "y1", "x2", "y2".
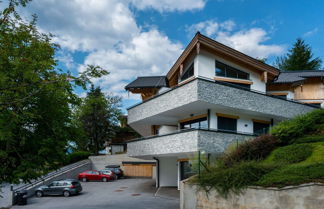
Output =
[{"x1": 180, "y1": 179, "x2": 324, "y2": 209}]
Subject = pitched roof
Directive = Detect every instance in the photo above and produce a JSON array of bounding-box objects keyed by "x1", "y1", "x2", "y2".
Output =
[
  {"x1": 272, "y1": 70, "x2": 324, "y2": 84},
  {"x1": 167, "y1": 32, "x2": 280, "y2": 79},
  {"x1": 125, "y1": 76, "x2": 168, "y2": 90}
]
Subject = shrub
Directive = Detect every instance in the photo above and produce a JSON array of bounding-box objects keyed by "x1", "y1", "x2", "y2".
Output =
[
  {"x1": 196, "y1": 161, "x2": 277, "y2": 197},
  {"x1": 223, "y1": 134, "x2": 279, "y2": 167},
  {"x1": 271, "y1": 109, "x2": 324, "y2": 144},
  {"x1": 257, "y1": 163, "x2": 324, "y2": 187},
  {"x1": 266, "y1": 143, "x2": 313, "y2": 164},
  {"x1": 293, "y1": 135, "x2": 324, "y2": 144},
  {"x1": 65, "y1": 151, "x2": 91, "y2": 165}
]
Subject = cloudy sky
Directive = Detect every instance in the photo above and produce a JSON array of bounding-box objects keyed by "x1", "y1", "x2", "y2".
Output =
[{"x1": 7, "y1": 0, "x2": 324, "y2": 112}]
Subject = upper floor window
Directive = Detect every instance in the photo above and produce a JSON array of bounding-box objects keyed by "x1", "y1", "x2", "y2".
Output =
[
  {"x1": 217, "y1": 116, "x2": 237, "y2": 132},
  {"x1": 180, "y1": 63, "x2": 194, "y2": 82},
  {"x1": 180, "y1": 117, "x2": 207, "y2": 129},
  {"x1": 215, "y1": 61, "x2": 249, "y2": 80}
]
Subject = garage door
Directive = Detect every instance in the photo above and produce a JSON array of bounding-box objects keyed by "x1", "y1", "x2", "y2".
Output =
[{"x1": 122, "y1": 162, "x2": 156, "y2": 177}]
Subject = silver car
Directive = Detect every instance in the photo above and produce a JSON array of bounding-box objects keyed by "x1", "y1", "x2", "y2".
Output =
[{"x1": 35, "y1": 179, "x2": 82, "y2": 197}]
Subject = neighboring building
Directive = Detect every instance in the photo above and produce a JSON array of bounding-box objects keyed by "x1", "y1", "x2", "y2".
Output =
[
  {"x1": 267, "y1": 70, "x2": 324, "y2": 107},
  {"x1": 125, "y1": 32, "x2": 318, "y2": 188},
  {"x1": 106, "y1": 115, "x2": 140, "y2": 155}
]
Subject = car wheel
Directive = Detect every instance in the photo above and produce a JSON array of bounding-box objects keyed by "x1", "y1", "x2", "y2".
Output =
[
  {"x1": 102, "y1": 177, "x2": 108, "y2": 182},
  {"x1": 82, "y1": 177, "x2": 87, "y2": 182},
  {"x1": 63, "y1": 191, "x2": 70, "y2": 197},
  {"x1": 36, "y1": 191, "x2": 43, "y2": 197}
]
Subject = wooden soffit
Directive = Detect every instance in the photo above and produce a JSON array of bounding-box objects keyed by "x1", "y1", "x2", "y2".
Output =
[{"x1": 166, "y1": 33, "x2": 280, "y2": 81}]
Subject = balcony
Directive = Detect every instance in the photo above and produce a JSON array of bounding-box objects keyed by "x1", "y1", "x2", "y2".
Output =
[
  {"x1": 127, "y1": 128, "x2": 255, "y2": 158},
  {"x1": 127, "y1": 78, "x2": 316, "y2": 128}
]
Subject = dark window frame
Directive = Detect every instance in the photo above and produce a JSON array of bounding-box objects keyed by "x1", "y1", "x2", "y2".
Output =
[
  {"x1": 217, "y1": 116, "x2": 237, "y2": 132},
  {"x1": 215, "y1": 60, "x2": 250, "y2": 80},
  {"x1": 180, "y1": 117, "x2": 208, "y2": 129},
  {"x1": 180, "y1": 63, "x2": 194, "y2": 82}
]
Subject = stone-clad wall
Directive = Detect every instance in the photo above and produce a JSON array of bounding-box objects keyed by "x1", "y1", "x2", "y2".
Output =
[
  {"x1": 128, "y1": 129, "x2": 251, "y2": 158},
  {"x1": 180, "y1": 180, "x2": 324, "y2": 209},
  {"x1": 198, "y1": 79, "x2": 316, "y2": 119},
  {"x1": 128, "y1": 78, "x2": 316, "y2": 125},
  {"x1": 128, "y1": 80, "x2": 198, "y2": 124},
  {"x1": 128, "y1": 130, "x2": 199, "y2": 157},
  {"x1": 198, "y1": 131, "x2": 252, "y2": 154}
]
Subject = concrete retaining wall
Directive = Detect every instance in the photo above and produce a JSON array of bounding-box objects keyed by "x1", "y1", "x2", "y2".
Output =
[{"x1": 180, "y1": 179, "x2": 324, "y2": 209}]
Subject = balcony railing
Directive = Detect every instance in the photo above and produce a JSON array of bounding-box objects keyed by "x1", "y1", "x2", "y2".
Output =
[{"x1": 127, "y1": 76, "x2": 319, "y2": 110}]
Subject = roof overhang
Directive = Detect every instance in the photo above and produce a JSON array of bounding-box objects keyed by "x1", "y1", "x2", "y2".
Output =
[{"x1": 166, "y1": 32, "x2": 280, "y2": 80}]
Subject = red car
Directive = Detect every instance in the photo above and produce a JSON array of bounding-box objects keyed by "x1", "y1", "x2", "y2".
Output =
[{"x1": 78, "y1": 170, "x2": 114, "y2": 182}]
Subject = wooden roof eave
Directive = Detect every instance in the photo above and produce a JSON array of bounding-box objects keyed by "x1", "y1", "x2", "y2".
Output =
[{"x1": 166, "y1": 33, "x2": 280, "y2": 80}]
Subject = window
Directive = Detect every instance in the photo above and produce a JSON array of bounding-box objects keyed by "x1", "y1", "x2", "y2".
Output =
[
  {"x1": 215, "y1": 61, "x2": 249, "y2": 80},
  {"x1": 180, "y1": 117, "x2": 208, "y2": 129},
  {"x1": 275, "y1": 95, "x2": 287, "y2": 99},
  {"x1": 253, "y1": 122, "x2": 270, "y2": 135},
  {"x1": 180, "y1": 63, "x2": 194, "y2": 82},
  {"x1": 217, "y1": 116, "x2": 237, "y2": 132}
]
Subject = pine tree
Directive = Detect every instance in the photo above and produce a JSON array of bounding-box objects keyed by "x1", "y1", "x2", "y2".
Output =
[{"x1": 275, "y1": 38, "x2": 322, "y2": 71}]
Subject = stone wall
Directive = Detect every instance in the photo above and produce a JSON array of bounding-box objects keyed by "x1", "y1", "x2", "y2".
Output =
[{"x1": 180, "y1": 179, "x2": 324, "y2": 209}]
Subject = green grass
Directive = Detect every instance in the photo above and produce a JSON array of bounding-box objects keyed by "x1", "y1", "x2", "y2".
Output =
[{"x1": 196, "y1": 110, "x2": 324, "y2": 197}]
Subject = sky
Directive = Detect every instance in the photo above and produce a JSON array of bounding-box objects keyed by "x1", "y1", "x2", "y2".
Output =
[{"x1": 4, "y1": 0, "x2": 324, "y2": 112}]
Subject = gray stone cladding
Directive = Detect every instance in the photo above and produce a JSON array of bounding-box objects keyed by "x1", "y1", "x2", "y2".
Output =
[
  {"x1": 197, "y1": 79, "x2": 316, "y2": 119},
  {"x1": 128, "y1": 78, "x2": 316, "y2": 125},
  {"x1": 128, "y1": 129, "x2": 251, "y2": 157},
  {"x1": 128, "y1": 130, "x2": 199, "y2": 157},
  {"x1": 127, "y1": 80, "x2": 198, "y2": 124}
]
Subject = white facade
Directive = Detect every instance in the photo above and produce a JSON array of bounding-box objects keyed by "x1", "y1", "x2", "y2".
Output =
[{"x1": 195, "y1": 50, "x2": 266, "y2": 92}]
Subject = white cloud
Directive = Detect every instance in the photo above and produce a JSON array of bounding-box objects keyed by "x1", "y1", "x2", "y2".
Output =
[
  {"x1": 187, "y1": 20, "x2": 284, "y2": 58},
  {"x1": 20, "y1": 0, "x2": 185, "y2": 102},
  {"x1": 80, "y1": 29, "x2": 183, "y2": 98},
  {"x1": 130, "y1": 0, "x2": 206, "y2": 12},
  {"x1": 303, "y1": 28, "x2": 319, "y2": 37}
]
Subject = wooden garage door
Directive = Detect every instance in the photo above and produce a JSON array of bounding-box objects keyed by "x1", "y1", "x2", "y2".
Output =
[{"x1": 123, "y1": 164, "x2": 155, "y2": 177}]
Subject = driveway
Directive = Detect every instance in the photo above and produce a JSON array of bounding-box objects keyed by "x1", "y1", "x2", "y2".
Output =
[{"x1": 12, "y1": 179, "x2": 179, "y2": 209}]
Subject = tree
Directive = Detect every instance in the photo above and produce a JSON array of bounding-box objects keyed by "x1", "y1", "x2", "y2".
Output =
[
  {"x1": 0, "y1": 1, "x2": 107, "y2": 184},
  {"x1": 75, "y1": 85, "x2": 121, "y2": 155},
  {"x1": 275, "y1": 38, "x2": 322, "y2": 71}
]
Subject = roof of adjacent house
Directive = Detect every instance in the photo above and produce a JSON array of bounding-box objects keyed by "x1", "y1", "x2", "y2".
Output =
[
  {"x1": 125, "y1": 76, "x2": 168, "y2": 90},
  {"x1": 272, "y1": 70, "x2": 324, "y2": 84}
]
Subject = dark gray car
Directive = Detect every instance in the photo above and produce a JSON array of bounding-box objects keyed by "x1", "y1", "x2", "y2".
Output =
[{"x1": 35, "y1": 179, "x2": 82, "y2": 197}]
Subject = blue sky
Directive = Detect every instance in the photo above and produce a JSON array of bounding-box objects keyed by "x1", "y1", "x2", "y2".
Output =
[{"x1": 8, "y1": 0, "x2": 324, "y2": 112}]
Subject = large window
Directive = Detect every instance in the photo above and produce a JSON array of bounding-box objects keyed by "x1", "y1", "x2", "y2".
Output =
[
  {"x1": 180, "y1": 63, "x2": 194, "y2": 82},
  {"x1": 180, "y1": 117, "x2": 207, "y2": 129},
  {"x1": 215, "y1": 61, "x2": 249, "y2": 80},
  {"x1": 253, "y1": 122, "x2": 270, "y2": 135},
  {"x1": 217, "y1": 116, "x2": 237, "y2": 132}
]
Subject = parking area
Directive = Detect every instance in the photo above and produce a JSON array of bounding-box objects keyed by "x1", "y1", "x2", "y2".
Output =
[{"x1": 12, "y1": 179, "x2": 179, "y2": 209}]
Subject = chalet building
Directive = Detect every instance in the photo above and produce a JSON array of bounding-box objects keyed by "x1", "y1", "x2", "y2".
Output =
[
  {"x1": 125, "y1": 32, "x2": 319, "y2": 188},
  {"x1": 268, "y1": 70, "x2": 324, "y2": 107}
]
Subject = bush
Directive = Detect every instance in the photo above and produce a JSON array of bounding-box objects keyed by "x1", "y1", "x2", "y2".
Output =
[
  {"x1": 65, "y1": 151, "x2": 91, "y2": 165},
  {"x1": 257, "y1": 163, "x2": 324, "y2": 187},
  {"x1": 271, "y1": 109, "x2": 324, "y2": 144},
  {"x1": 196, "y1": 161, "x2": 277, "y2": 197},
  {"x1": 293, "y1": 135, "x2": 324, "y2": 144},
  {"x1": 223, "y1": 134, "x2": 279, "y2": 167},
  {"x1": 266, "y1": 143, "x2": 313, "y2": 164}
]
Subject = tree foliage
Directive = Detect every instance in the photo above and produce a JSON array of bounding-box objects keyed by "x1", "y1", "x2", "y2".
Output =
[
  {"x1": 275, "y1": 38, "x2": 322, "y2": 71},
  {"x1": 0, "y1": 1, "x2": 107, "y2": 184},
  {"x1": 74, "y1": 85, "x2": 121, "y2": 155}
]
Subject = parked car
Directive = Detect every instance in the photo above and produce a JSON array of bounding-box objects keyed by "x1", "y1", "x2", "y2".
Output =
[
  {"x1": 104, "y1": 165, "x2": 124, "y2": 179},
  {"x1": 35, "y1": 179, "x2": 82, "y2": 197},
  {"x1": 100, "y1": 169, "x2": 117, "y2": 180},
  {"x1": 78, "y1": 170, "x2": 115, "y2": 182}
]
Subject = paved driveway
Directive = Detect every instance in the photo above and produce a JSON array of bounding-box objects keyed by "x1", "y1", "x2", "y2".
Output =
[{"x1": 12, "y1": 179, "x2": 179, "y2": 209}]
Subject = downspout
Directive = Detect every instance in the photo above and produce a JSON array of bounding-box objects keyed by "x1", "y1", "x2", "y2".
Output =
[{"x1": 153, "y1": 157, "x2": 159, "y2": 188}]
